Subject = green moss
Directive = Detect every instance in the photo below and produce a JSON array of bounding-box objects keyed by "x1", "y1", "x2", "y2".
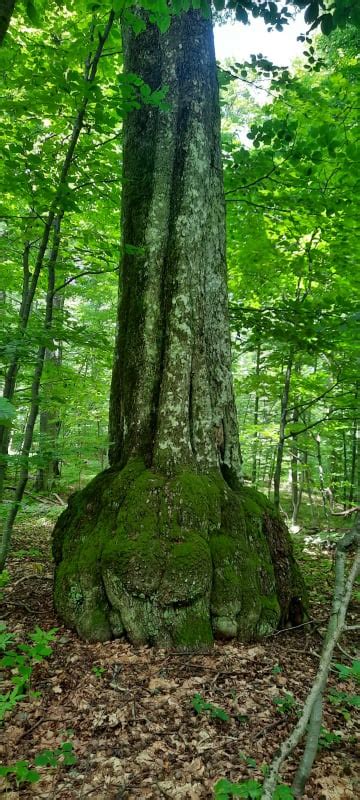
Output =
[
  {"x1": 53, "y1": 561, "x2": 83, "y2": 628},
  {"x1": 158, "y1": 533, "x2": 212, "y2": 605},
  {"x1": 256, "y1": 595, "x2": 281, "y2": 637},
  {"x1": 212, "y1": 615, "x2": 237, "y2": 639},
  {"x1": 53, "y1": 458, "x2": 303, "y2": 647},
  {"x1": 109, "y1": 609, "x2": 124, "y2": 637},
  {"x1": 237, "y1": 591, "x2": 263, "y2": 640},
  {"x1": 220, "y1": 488, "x2": 247, "y2": 538},
  {"x1": 170, "y1": 600, "x2": 213, "y2": 649},
  {"x1": 165, "y1": 469, "x2": 222, "y2": 536},
  {"x1": 210, "y1": 533, "x2": 238, "y2": 562},
  {"x1": 77, "y1": 605, "x2": 112, "y2": 642},
  {"x1": 102, "y1": 532, "x2": 165, "y2": 596}
]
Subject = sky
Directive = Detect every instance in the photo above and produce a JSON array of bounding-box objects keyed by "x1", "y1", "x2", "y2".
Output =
[{"x1": 214, "y1": 12, "x2": 307, "y2": 67}]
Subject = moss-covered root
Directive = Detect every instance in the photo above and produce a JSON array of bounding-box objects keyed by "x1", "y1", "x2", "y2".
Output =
[{"x1": 52, "y1": 460, "x2": 304, "y2": 646}]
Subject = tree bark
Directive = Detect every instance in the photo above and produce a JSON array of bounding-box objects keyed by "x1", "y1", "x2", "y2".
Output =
[
  {"x1": 34, "y1": 293, "x2": 64, "y2": 493},
  {"x1": 53, "y1": 8, "x2": 304, "y2": 646},
  {"x1": 348, "y1": 386, "x2": 358, "y2": 506},
  {"x1": 109, "y1": 10, "x2": 241, "y2": 484},
  {"x1": 0, "y1": 0, "x2": 16, "y2": 45},
  {"x1": 251, "y1": 342, "x2": 261, "y2": 487},
  {"x1": 273, "y1": 348, "x2": 294, "y2": 510}
]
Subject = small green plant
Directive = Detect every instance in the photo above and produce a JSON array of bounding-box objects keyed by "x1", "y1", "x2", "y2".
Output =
[
  {"x1": 0, "y1": 570, "x2": 10, "y2": 601},
  {"x1": 192, "y1": 693, "x2": 230, "y2": 722},
  {"x1": 334, "y1": 660, "x2": 360, "y2": 683},
  {"x1": 214, "y1": 778, "x2": 262, "y2": 799},
  {"x1": 0, "y1": 742, "x2": 76, "y2": 787},
  {"x1": 0, "y1": 626, "x2": 57, "y2": 723},
  {"x1": 272, "y1": 664, "x2": 282, "y2": 675},
  {"x1": 273, "y1": 692, "x2": 297, "y2": 715},
  {"x1": 0, "y1": 620, "x2": 14, "y2": 651},
  {"x1": 318, "y1": 726, "x2": 342, "y2": 750},
  {"x1": 0, "y1": 760, "x2": 40, "y2": 786},
  {"x1": 238, "y1": 753, "x2": 257, "y2": 769},
  {"x1": 92, "y1": 664, "x2": 106, "y2": 679},
  {"x1": 328, "y1": 688, "x2": 360, "y2": 719},
  {"x1": 213, "y1": 778, "x2": 294, "y2": 799},
  {"x1": 12, "y1": 547, "x2": 44, "y2": 560}
]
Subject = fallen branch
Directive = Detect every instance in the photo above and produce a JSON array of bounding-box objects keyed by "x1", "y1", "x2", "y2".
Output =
[
  {"x1": 5, "y1": 485, "x2": 62, "y2": 506},
  {"x1": 331, "y1": 506, "x2": 360, "y2": 517},
  {"x1": 261, "y1": 513, "x2": 360, "y2": 800}
]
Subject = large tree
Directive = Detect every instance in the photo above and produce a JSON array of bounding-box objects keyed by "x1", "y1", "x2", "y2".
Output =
[{"x1": 52, "y1": 4, "x2": 305, "y2": 646}]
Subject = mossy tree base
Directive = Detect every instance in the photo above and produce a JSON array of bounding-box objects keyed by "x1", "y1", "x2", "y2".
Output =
[{"x1": 53, "y1": 459, "x2": 304, "y2": 646}]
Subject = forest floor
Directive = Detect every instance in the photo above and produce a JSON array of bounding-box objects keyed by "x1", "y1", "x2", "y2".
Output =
[{"x1": 0, "y1": 511, "x2": 359, "y2": 800}]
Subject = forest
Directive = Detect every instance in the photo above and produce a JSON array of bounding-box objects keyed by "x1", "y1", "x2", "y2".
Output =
[{"x1": 0, "y1": 0, "x2": 359, "y2": 798}]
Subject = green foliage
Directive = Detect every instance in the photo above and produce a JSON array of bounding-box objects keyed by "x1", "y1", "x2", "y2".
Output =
[
  {"x1": 0, "y1": 741, "x2": 76, "y2": 787},
  {"x1": 214, "y1": 778, "x2": 262, "y2": 799},
  {"x1": 92, "y1": 664, "x2": 106, "y2": 678},
  {"x1": 224, "y1": 21, "x2": 360, "y2": 504},
  {"x1": 0, "y1": 398, "x2": 16, "y2": 427},
  {"x1": 0, "y1": 626, "x2": 57, "y2": 723},
  {"x1": 0, "y1": 570, "x2": 10, "y2": 601},
  {"x1": 273, "y1": 692, "x2": 297, "y2": 715},
  {"x1": 214, "y1": 777, "x2": 294, "y2": 798},
  {"x1": 334, "y1": 660, "x2": 360, "y2": 683},
  {"x1": 318, "y1": 726, "x2": 342, "y2": 749},
  {"x1": 326, "y1": 660, "x2": 360, "y2": 720},
  {"x1": 192, "y1": 693, "x2": 230, "y2": 722},
  {"x1": 328, "y1": 689, "x2": 360, "y2": 713}
]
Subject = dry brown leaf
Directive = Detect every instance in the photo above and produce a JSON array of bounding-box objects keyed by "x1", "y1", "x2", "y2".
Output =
[
  {"x1": 315, "y1": 775, "x2": 355, "y2": 799},
  {"x1": 148, "y1": 677, "x2": 178, "y2": 692}
]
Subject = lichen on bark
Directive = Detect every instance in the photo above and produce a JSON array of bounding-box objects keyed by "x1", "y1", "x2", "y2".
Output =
[{"x1": 53, "y1": 7, "x2": 305, "y2": 646}]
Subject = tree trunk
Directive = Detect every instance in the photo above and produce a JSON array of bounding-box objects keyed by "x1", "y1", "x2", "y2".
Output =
[
  {"x1": 34, "y1": 294, "x2": 64, "y2": 493},
  {"x1": 273, "y1": 348, "x2": 294, "y2": 510},
  {"x1": 348, "y1": 386, "x2": 358, "y2": 506},
  {"x1": 0, "y1": 0, "x2": 16, "y2": 46},
  {"x1": 303, "y1": 450, "x2": 315, "y2": 521},
  {"x1": 290, "y1": 408, "x2": 303, "y2": 528},
  {"x1": 315, "y1": 433, "x2": 329, "y2": 519},
  {"x1": 52, "y1": 9, "x2": 304, "y2": 646},
  {"x1": 251, "y1": 343, "x2": 261, "y2": 487},
  {"x1": 0, "y1": 215, "x2": 61, "y2": 570}
]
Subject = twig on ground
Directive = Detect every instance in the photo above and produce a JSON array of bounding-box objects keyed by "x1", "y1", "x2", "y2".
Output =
[
  {"x1": 265, "y1": 617, "x2": 327, "y2": 637},
  {"x1": 16, "y1": 715, "x2": 73, "y2": 742}
]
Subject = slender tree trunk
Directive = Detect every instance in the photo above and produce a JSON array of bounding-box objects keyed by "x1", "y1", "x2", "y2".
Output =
[
  {"x1": 53, "y1": 8, "x2": 304, "y2": 646},
  {"x1": 315, "y1": 433, "x2": 329, "y2": 519},
  {"x1": 290, "y1": 408, "x2": 303, "y2": 527},
  {"x1": 0, "y1": 216, "x2": 61, "y2": 569},
  {"x1": 342, "y1": 431, "x2": 348, "y2": 509},
  {"x1": 251, "y1": 342, "x2": 261, "y2": 487},
  {"x1": 348, "y1": 386, "x2": 358, "y2": 505},
  {"x1": 267, "y1": 447, "x2": 276, "y2": 499},
  {"x1": 303, "y1": 450, "x2": 315, "y2": 521},
  {"x1": 273, "y1": 348, "x2": 294, "y2": 510},
  {"x1": 291, "y1": 451, "x2": 303, "y2": 528},
  {"x1": 34, "y1": 294, "x2": 64, "y2": 493}
]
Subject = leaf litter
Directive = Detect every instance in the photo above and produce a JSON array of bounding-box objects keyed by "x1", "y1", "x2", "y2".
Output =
[{"x1": 0, "y1": 520, "x2": 359, "y2": 799}]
